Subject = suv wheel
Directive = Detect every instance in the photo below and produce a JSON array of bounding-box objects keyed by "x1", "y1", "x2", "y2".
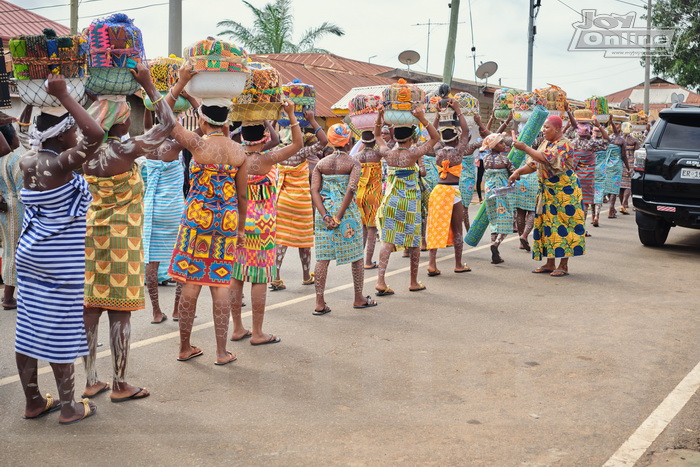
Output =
[{"x1": 636, "y1": 212, "x2": 671, "y2": 247}]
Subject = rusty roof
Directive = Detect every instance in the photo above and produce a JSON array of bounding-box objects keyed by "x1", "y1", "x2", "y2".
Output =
[
  {"x1": 606, "y1": 77, "x2": 700, "y2": 107},
  {"x1": 0, "y1": 0, "x2": 71, "y2": 42},
  {"x1": 249, "y1": 53, "x2": 396, "y2": 118}
]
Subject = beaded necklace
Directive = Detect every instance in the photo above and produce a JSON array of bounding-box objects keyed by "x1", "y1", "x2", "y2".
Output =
[{"x1": 38, "y1": 148, "x2": 60, "y2": 156}]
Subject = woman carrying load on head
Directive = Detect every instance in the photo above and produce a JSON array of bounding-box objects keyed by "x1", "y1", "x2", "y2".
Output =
[
  {"x1": 15, "y1": 74, "x2": 104, "y2": 424},
  {"x1": 618, "y1": 122, "x2": 640, "y2": 216},
  {"x1": 165, "y1": 65, "x2": 248, "y2": 365},
  {"x1": 509, "y1": 115, "x2": 586, "y2": 278},
  {"x1": 81, "y1": 64, "x2": 176, "y2": 400},
  {"x1": 272, "y1": 109, "x2": 328, "y2": 291},
  {"x1": 604, "y1": 122, "x2": 629, "y2": 219}
]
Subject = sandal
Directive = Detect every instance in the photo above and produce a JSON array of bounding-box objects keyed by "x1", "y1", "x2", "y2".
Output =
[
  {"x1": 364, "y1": 262, "x2": 378, "y2": 270},
  {"x1": 353, "y1": 296, "x2": 378, "y2": 309},
  {"x1": 301, "y1": 273, "x2": 315, "y2": 285},
  {"x1": 58, "y1": 399, "x2": 96, "y2": 425},
  {"x1": 454, "y1": 265, "x2": 472, "y2": 273},
  {"x1": 313, "y1": 304, "x2": 331, "y2": 315},
  {"x1": 269, "y1": 280, "x2": 286, "y2": 291},
  {"x1": 375, "y1": 286, "x2": 394, "y2": 296},
  {"x1": 519, "y1": 238, "x2": 531, "y2": 252},
  {"x1": 620, "y1": 206, "x2": 630, "y2": 215},
  {"x1": 409, "y1": 282, "x2": 426, "y2": 292},
  {"x1": 427, "y1": 268, "x2": 441, "y2": 277}
]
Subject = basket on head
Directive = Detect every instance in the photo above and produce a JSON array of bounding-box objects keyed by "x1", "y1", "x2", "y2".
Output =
[
  {"x1": 453, "y1": 92, "x2": 479, "y2": 116},
  {"x1": 230, "y1": 62, "x2": 282, "y2": 122},
  {"x1": 143, "y1": 55, "x2": 190, "y2": 112},
  {"x1": 585, "y1": 96, "x2": 609, "y2": 123},
  {"x1": 512, "y1": 92, "x2": 547, "y2": 122},
  {"x1": 348, "y1": 94, "x2": 381, "y2": 130},
  {"x1": 611, "y1": 109, "x2": 628, "y2": 122},
  {"x1": 10, "y1": 29, "x2": 88, "y2": 107},
  {"x1": 493, "y1": 88, "x2": 519, "y2": 120},
  {"x1": 84, "y1": 13, "x2": 145, "y2": 95},
  {"x1": 279, "y1": 79, "x2": 315, "y2": 128},
  {"x1": 381, "y1": 79, "x2": 425, "y2": 126},
  {"x1": 183, "y1": 38, "x2": 249, "y2": 99},
  {"x1": 537, "y1": 84, "x2": 567, "y2": 112},
  {"x1": 630, "y1": 111, "x2": 648, "y2": 125},
  {"x1": 573, "y1": 109, "x2": 594, "y2": 122}
]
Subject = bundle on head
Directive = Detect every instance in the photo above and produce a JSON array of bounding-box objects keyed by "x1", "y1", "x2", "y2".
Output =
[{"x1": 9, "y1": 28, "x2": 87, "y2": 80}]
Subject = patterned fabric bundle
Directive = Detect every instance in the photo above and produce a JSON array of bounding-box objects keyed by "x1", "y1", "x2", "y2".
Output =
[
  {"x1": 356, "y1": 162, "x2": 383, "y2": 227},
  {"x1": 377, "y1": 166, "x2": 422, "y2": 248},
  {"x1": 382, "y1": 79, "x2": 425, "y2": 111},
  {"x1": 143, "y1": 159, "x2": 186, "y2": 263},
  {"x1": 169, "y1": 163, "x2": 240, "y2": 287},
  {"x1": 279, "y1": 79, "x2": 315, "y2": 127},
  {"x1": 484, "y1": 169, "x2": 514, "y2": 234},
  {"x1": 537, "y1": 84, "x2": 567, "y2": 112},
  {"x1": 84, "y1": 165, "x2": 145, "y2": 311},
  {"x1": 314, "y1": 175, "x2": 363, "y2": 265},
  {"x1": 86, "y1": 13, "x2": 145, "y2": 68},
  {"x1": 585, "y1": 96, "x2": 609, "y2": 116},
  {"x1": 230, "y1": 62, "x2": 282, "y2": 121},
  {"x1": 148, "y1": 55, "x2": 183, "y2": 91},
  {"x1": 532, "y1": 170, "x2": 586, "y2": 260},
  {"x1": 425, "y1": 184, "x2": 461, "y2": 249},
  {"x1": 232, "y1": 168, "x2": 278, "y2": 284},
  {"x1": 10, "y1": 30, "x2": 87, "y2": 79},
  {"x1": 276, "y1": 160, "x2": 314, "y2": 248},
  {"x1": 184, "y1": 38, "x2": 247, "y2": 72},
  {"x1": 0, "y1": 152, "x2": 25, "y2": 286},
  {"x1": 604, "y1": 144, "x2": 624, "y2": 195},
  {"x1": 493, "y1": 88, "x2": 519, "y2": 120},
  {"x1": 630, "y1": 112, "x2": 648, "y2": 125},
  {"x1": 453, "y1": 92, "x2": 479, "y2": 116},
  {"x1": 0, "y1": 39, "x2": 11, "y2": 108},
  {"x1": 15, "y1": 173, "x2": 92, "y2": 363}
]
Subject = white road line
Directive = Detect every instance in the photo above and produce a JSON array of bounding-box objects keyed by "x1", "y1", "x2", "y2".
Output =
[
  {"x1": 603, "y1": 360, "x2": 700, "y2": 466},
  {"x1": 0, "y1": 238, "x2": 509, "y2": 388}
]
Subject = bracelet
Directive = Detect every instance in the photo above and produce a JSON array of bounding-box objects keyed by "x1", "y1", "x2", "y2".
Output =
[
  {"x1": 17, "y1": 121, "x2": 31, "y2": 127},
  {"x1": 375, "y1": 123, "x2": 382, "y2": 127},
  {"x1": 323, "y1": 213, "x2": 331, "y2": 220},
  {"x1": 333, "y1": 216, "x2": 341, "y2": 225},
  {"x1": 289, "y1": 122, "x2": 300, "y2": 128},
  {"x1": 151, "y1": 94, "x2": 165, "y2": 105},
  {"x1": 314, "y1": 127, "x2": 321, "y2": 135},
  {"x1": 168, "y1": 89, "x2": 177, "y2": 101}
]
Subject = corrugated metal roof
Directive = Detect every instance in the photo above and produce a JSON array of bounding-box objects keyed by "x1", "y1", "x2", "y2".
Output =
[
  {"x1": 606, "y1": 77, "x2": 700, "y2": 106},
  {"x1": 331, "y1": 82, "x2": 445, "y2": 113},
  {"x1": 0, "y1": 0, "x2": 71, "y2": 42},
  {"x1": 249, "y1": 53, "x2": 396, "y2": 118}
]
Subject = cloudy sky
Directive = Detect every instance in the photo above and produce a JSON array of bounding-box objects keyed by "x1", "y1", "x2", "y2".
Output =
[{"x1": 7, "y1": 0, "x2": 652, "y2": 100}]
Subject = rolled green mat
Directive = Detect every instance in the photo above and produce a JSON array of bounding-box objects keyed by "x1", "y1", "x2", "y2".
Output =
[{"x1": 464, "y1": 105, "x2": 548, "y2": 246}]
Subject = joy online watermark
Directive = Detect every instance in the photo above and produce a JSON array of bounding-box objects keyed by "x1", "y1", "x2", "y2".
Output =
[{"x1": 569, "y1": 10, "x2": 677, "y2": 58}]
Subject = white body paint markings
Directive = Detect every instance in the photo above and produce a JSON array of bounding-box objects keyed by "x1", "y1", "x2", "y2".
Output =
[
  {"x1": 0, "y1": 238, "x2": 510, "y2": 388},
  {"x1": 603, "y1": 359, "x2": 700, "y2": 466}
]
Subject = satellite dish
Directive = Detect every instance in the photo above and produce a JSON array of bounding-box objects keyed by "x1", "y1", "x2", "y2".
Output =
[
  {"x1": 398, "y1": 50, "x2": 420, "y2": 71},
  {"x1": 671, "y1": 92, "x2": 685, "y2": 104},
  {"x1": 620, "y1": 97, "x2": 632, "y2": 109},
  {"x1": 476, "y1": 61, "x2": 498, "y2": 80}
]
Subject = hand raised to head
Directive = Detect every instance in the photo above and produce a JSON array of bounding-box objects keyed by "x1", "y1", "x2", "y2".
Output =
[{"x1": 45, "y1": 74, "x2": 68, "y2": 97}]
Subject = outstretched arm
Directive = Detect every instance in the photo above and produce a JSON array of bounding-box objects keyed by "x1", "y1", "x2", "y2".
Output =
[
  {"x1": 594, "y1": 119, "x2": 610, "y2": 141},
  {"x1": 565, "y1": 101, "x2": 578, "y2": 129},
  {"x1": 373, "y1": 107, "x2": 388, "y2": 152},
  {"x1": 307, "y1": 109, "x2": 328, "y2": 147},
  {"x1": 415, "y1": 105, "x2": 439, "y2": 148},
  {"x1": 496, "y1": 111, "x2": 513, "y2": 134},
  {"x1": 267, "y1": 101, "x2": 303, "y2": 164}
]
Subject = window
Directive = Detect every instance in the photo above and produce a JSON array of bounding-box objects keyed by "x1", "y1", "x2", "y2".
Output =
[{"x1": 658, "y1": 117, "x2": 700, "y2": 150}]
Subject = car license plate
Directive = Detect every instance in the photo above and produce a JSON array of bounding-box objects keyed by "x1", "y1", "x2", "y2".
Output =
[{"x1": 680, "y1": 168, "x2": 700, "y2": 179}]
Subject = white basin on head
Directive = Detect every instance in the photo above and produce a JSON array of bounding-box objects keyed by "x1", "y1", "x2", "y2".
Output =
[
  {"x1": 184, "y1": 71, "x2": 249, "y2": 99},
  {"x1": 16, "y1": 77, "x2": 87, "y2": 107}
]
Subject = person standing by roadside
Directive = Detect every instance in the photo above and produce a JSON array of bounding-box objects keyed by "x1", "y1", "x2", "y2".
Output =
[{"x1": 0, "y1": 123, "x2": 24, "y2": 309}]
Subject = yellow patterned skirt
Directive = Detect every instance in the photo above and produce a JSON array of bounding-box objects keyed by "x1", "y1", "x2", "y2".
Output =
[
  {"x1": 276, "y1": 160, "x2": 314, "y2": 248},
  {"x1": 425, "y1": 184, "x2": 461, "y2": 250}
]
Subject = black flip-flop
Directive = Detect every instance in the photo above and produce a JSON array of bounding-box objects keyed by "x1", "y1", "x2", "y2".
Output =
[
  {"x1": 313, "y1": 304, "x2": 332, "y2": 315},
  {"x1": 251, "y1": 336, "x2": 281, "y2": 346},
  {"x1": 230, "y1": 331, "x2": 252, "y2": 342},
  {"x1": 150, "y1": 314, "x2": 168, "y2": 324},
  {"x1": 110, "y1": 387, "x2": 150, "y2": 403},
  {"x1": 519, "y1": 238, "x2": 531, "y2": 252},
  {"x1": 81, "y1": 382, "x2": 110, "y2": 399},
  {"x1": 177, "y1": 347, "x2": 204, "y2": 361},
  {"x1": 364, "y1": 262, "x2": 378, "y2": 270},
  {"x1": 214, "y1": 351, "x2": 237, "y2": 366},
  {"x1": 353, "y1": 296, "x2": 378, "y2": 309}
]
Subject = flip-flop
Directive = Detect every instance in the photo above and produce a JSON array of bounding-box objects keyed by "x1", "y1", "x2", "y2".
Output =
[
  {"x1": 353, "y1": 296, "x2": 378, "y2": 309},
  {"x1": 409, "y1": 282, "x2": 426, "y2": 292},
  {"x1": 532, "y1": 268, "x2": 554, "y2": 274},
  {"x1": 313, "y1": 304, "x2": 332, "y2": 315},
  {"x1": 550, "y1": 270, "x2": 570, "y2": 277},
  {"x1": 251, "y1": 335, "x2": 281, "y2": 346},
  {"x1": 302, "y1": 273, "x2": 315, "y2": 285},
  {"x1": 110, "y1": 387, "x2": 150, "y2": 403},
  {"x1": 454, "y1": 265, "x2": 472, "y2": 273},
  {"x1": 23, "y1": 393, "x2": 60, "y2": 419},
  {"x1": 81, "y1": 382, "x2": 110, "y2": 399},
  {"x1": 177, "y1": 347, "x2": 204, "y2": 362},
  {"x1": 230, "y1": 330, "x2": 252, "y2": 342},
  {"x1": 58, "y1": 399, "x2": 96, "y2": 425},
  {"x1": 2, "y1": 303, "x2": 17, "y2": 310},
  {"x1": 427, "y1": 269, "x2": 441, "y2": 277},
  {"x1": 150, "y1": 314, "x2": 168, "y2": 324},
  {"x1": 172, "y1": 316, "x2": 179, "y2": 322},
  {"x1": 269, "y1": 280, "x2": 286, "y2": 291},
  {"x1": 375, "y1": 286, "x2": 394, "y2": 296},
  {"x1": 364, "y1": 262, "x2": 378, "y2": 270},
  {"x1": 519, "y1": 238, "x2": 531, "y2": 252},
  {"x1": 214, "y1": 351, "x2": 237, "y2": 366}
]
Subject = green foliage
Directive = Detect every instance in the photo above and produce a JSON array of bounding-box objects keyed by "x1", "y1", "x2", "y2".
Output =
[
  {"x1": 217, "y1": 0, "x2": 345, "y2": 54},
  {"x1": 649, "y1": 0, "x2": 700, "y2": 91}
]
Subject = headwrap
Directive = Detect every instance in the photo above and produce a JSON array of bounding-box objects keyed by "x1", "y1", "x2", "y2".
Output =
[
  {"x1": 576, "y1": 123, "x2": 592, "y2": 137},
  {"x1": 621, "y1": 122, "x2": 632, "y2": 135},
  {"x1": 440, "y1": 127, "x2": 459, "y2": 143},
  {"x1": 200, "y1": 107, "x2": 228, "y2": 127},
  {"x1": 361, "y1": 135, "x2": 376, "y2": 144},
  {"x1": 480, "y1": 132, "x2": 505, "y2": 151},
  {"x1": 328, "y1": 123, "x2": 351, "y2": 147},
  {"x1": 29, "y1": 113, "x2": 76, "y2": 149},
  {"x1": 546, "y1": 115, "x2": 563, "y2": 129},
  {"x1": 88, "y1": 95, "x2": 131, "y2": 133}
]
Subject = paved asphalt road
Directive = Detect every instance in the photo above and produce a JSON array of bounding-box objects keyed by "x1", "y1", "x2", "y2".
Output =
[{"x1": 1, "y1": 203, "x2": 699, "y2": 466}]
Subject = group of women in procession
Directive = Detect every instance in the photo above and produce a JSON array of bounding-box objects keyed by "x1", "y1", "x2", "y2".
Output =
[{"x1": 0, "y1": 60, "x2": 646, "y2": 425}]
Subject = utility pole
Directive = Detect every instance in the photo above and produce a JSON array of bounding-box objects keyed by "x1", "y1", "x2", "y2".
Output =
[
  {"x1": 70, "y1": 0, "x2": 79, "y2": 34},
  {"x1": 169, "y1": 0, "x2": 182, "y2": 56},
  {"x1": 643, "y1": 0, "x2": 651, "y2": 114},
  {"x1": 442, "y1": 0, "x2": 461, "y2": 86},
  {"x1": 526, "y1": 0, "x2": 541, "y2": 91}
]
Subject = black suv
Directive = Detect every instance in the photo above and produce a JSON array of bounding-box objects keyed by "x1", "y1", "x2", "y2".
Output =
[{"x1": 632, "y1": 103, "x2": 700, "y2": 246}]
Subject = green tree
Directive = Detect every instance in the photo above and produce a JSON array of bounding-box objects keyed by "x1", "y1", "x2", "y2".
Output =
[
  {"x1": 217, "y1": 0, "x2": 345, "y2": 54},
  {"x1": 649, "y1": 0, "x2": 700, "y2": 91}
]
